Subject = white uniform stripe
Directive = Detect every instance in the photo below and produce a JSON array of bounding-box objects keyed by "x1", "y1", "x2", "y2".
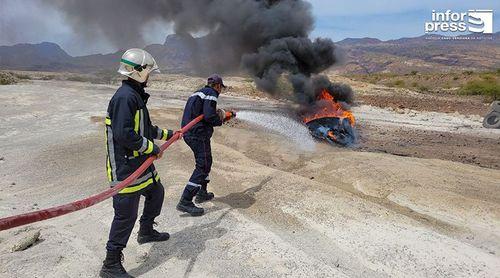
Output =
[
  {"x1": 139, "y1": 109, "x2": 144, "y2": 136},
  {"x1": 107, "y1": 126, "x2": 118, "y2": 181},
  {"x1": 187, "y1": 182, "x2": 202, "y2": 187},
  {"x1": 110, "y1": 170, "x2": 158, "y2": 187},
  {"x1": 191, "y1": 92, "x2": 218, "y2": 102},
  {"x1": 138, "y1": 137, "x2": 148, "y2": 152}
]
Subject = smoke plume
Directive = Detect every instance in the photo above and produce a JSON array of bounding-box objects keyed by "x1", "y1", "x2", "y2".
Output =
[{"x1": 45, "y1": 0, "x2": 351, "y2": 103}]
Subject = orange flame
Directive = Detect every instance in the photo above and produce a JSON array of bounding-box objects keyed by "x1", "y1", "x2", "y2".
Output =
[{"x1": 303, "y1": 89, "x2": 355, "y2": 126}]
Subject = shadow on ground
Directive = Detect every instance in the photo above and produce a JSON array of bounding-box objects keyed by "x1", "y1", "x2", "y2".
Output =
[
  {"x1": 129, "y1": 212, "x2": 229, "y2": 278},
  {"x1": 129, "y1": 176, "x2": 272, "y2": 277},
  {"x1": 215, "y1": 176, "x2": 271, "y2": 209}
]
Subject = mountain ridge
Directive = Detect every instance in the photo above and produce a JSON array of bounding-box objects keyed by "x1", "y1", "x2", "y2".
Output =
[{"x1": 1, "y1": 32, "x2": 498, "y2": 74}]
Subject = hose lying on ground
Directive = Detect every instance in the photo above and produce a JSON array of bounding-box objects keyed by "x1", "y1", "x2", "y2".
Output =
[{"x1": 0, "y1": 115, "x2": 204, "y2": 231}]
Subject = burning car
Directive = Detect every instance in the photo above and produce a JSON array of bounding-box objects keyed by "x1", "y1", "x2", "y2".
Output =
[{"x1": 302, "y1": 89, "x2": 356, "y2": 146}]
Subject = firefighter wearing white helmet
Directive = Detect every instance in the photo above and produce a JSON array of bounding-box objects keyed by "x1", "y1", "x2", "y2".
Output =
[
  {"x1": 117, "y1": 48, "x2": 160, "y2": 83},
  {"x1": 101, "y1": 48, "x2": 172, "y2": 278}
]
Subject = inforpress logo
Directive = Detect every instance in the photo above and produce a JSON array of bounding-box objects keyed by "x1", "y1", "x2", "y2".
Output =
[
  {"x1": 425, "y1": 9, "x2": 493, "y2": 34},
  {"x1": 468, "y1": 10, "x2": 493, "y2": 33}
]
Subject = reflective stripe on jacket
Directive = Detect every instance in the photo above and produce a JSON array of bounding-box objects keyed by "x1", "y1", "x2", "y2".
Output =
[
  {"x1": 181, "y1": 86, "x2": 223, "y2": 138},
  {"x1": 105, "y1": 80, "x2": 173, "y2": 194}
]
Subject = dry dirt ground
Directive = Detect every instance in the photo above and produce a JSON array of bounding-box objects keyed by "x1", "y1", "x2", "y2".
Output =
[
  {"x1": 0, "y1": 78, "x2": 499, "y2": 277},
  {"x1": 332, "y1": 75, "x2": 500, "y2": 170}
]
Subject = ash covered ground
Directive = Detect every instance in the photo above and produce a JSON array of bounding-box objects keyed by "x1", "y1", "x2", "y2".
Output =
[{"x1": 0, "y1": 75, "x2": 499, "y2": 277}]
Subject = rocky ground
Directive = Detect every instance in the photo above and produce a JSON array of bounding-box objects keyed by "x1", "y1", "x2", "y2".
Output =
[
  {"x1": 331, "y1": 75, "x2": 500, "y2": 169},
  {"x1": 0, "y1": 77, "x2": 499, "y2": 277}
]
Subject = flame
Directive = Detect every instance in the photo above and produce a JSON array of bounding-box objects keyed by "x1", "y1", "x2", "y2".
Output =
[
  {"x1": 303, "y1": 89, "x2": 355, "y2": 126},
  {"x1": 327, "y1": 130, "x2": 336, "y2": 141}
]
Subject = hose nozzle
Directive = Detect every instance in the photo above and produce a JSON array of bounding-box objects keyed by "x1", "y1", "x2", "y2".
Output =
[{"x1": 225, "y1": 110, "x2": 237, "y2": 120}]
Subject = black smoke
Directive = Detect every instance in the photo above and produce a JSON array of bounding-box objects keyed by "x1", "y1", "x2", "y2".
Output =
[
  {"x1": 241, "y1": 37, "x2": 336, "y2": 93},
  {"x1": 45, "y1": 0, "x2": 352, "y2": 103}
]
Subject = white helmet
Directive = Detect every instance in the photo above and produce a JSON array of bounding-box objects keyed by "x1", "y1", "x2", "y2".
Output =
[{"x1": 118, "y1": 48, "x2": 160, "y2": 83}]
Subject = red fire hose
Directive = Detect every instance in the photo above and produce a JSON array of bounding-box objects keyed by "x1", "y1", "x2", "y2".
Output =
[{"x1": 0, "y1": 115, "x2": 204, "y2": 231}]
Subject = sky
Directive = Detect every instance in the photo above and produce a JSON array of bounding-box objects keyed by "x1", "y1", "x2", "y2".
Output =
[{"x1": 1, "y1": 0, "x2": 498, "y2": 56}]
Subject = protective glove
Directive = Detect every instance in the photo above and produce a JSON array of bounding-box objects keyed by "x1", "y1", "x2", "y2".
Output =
[
  {"x1": 217, "y1": 108, "x2": 226, "y2": 122},
  {"x1": 151, "y1": 144, "x2": 161, "y2": 155}
]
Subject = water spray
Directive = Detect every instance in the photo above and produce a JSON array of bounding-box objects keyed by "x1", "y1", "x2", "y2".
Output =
[{"x1": 235, "y1": 110, "x2": 316, "y2": 151}]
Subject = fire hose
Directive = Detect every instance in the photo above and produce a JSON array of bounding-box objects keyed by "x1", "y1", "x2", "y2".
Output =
[{"x1": 0, "y1": 115, "x2": 205, "y2": 231}]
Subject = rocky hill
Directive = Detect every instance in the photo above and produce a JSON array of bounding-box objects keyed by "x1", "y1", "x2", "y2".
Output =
[
  {"x1": 0, "y1": 33, "x2": 498, "y2": 74},
  {"x1": 335, "y1": 32, "x2": 499, "y2": 74},
  {"x1": 0, "y1": 35, "x2": 197, "y2": 73}
]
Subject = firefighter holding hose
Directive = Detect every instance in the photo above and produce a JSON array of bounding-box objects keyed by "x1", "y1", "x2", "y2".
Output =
[
  {"x1": 177, "y1": 74, "x2": 235, "y2": 216},
  {"x1": 101, "y1": 49, "x2": 173, "y2": 278}
]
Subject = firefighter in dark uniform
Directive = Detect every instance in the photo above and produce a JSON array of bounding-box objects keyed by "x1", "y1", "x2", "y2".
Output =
[
  {"x1": 101, "y1": 49, "x2": 173, "y2": 278},
  {"x1": 176, "y1": 74, "x2": 235, "y2": 216}
]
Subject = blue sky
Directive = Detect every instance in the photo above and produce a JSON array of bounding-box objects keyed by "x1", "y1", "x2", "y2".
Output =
[
  {"x1": 309, "y1": 0, "x2": 500, "y2": 40},
  {"x1": 1, "y1": 0, "x2": 498, "y2": 55}
]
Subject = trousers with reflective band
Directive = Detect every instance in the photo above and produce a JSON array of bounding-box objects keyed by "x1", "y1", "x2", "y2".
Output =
[{"x1": 114, "y1": 171, "x2": 160, "y2": 194}]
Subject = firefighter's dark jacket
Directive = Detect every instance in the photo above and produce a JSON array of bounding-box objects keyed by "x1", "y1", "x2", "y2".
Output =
[
  {"x1": 105, "y1": 80, "x2": 173, "y2": 194},
  {"x1": 181, "y1": 86, "x2": 223, "y2": 138}
]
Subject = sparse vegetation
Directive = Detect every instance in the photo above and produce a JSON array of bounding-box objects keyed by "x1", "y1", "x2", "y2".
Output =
[
  {"x1": 0, "y1": 72, "x2": 18, "y2": 85},
  {"x1": 91, "y1": 69, "x2": 120, "y2": 84},
  {"x1": 13, "y1": 73, "x2": 31, "y2": 80},
  {"x1": 40, "y1": 75, "x2": 56, "y2": 80},
  {"x1": 66, "y1": 75, "x2": 89, "y2": 82},
  {"x1": 418, "y1": 85, "x2": 429, "y2": 92},
  {"x1": 460, "y1": 75, "x2": 499, "y2": 100},
  {"x1": 349, "y1": 70, "x2": 499, "y2": 96},
  {"x1": 392, "y1": 80, "x2": 405, "y2": 87}
]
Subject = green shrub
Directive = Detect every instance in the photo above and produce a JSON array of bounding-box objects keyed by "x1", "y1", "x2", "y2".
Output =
[
  {"x1": 410, "y1": 70, "x2": 418, "y2": 75},
  {"x1": 479, "y1": 73, "x2": 495, "y2": 81},
  {"x1": 393, "y1": 80, "x2": 405, "y2": 87},
  {"x1": 462, "y1": 70, "x2": 474, "y2": 76},
  {"x1": 460, "y1": 78, "x2": 499, "y2": 100}
]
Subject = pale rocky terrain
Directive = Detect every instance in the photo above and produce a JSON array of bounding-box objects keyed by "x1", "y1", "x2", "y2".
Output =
[{"x1": 0, "y1": 78, "x2": 499, "y2": 277}]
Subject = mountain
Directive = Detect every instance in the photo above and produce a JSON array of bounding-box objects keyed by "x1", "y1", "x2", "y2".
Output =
[
  {"x1": 0, "y1": 42, "x2": 74, "y2": 71},
  {"x1": 0, "y1": 33, "x2": 498, "y2": 74},
  {"x1": 335, "y1": 32, "x2": 500, "y2": 74},
  {"x1": 0, "y1": 36, "x2": 196, "y2": 73}
]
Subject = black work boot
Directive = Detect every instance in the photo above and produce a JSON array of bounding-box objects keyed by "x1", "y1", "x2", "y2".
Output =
[
  {"x1": 137, "y1": 222, "x2": 170, "y2": 244},
  {"x1": 100, "y1": 250, "x2": 134, "y2": 278},
  {"x1": 176, "y1": 185, "x2": 204, "y2": 216},
  {"x1": 195, "y1": 183, "x2": 214, "y2": 203}
]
